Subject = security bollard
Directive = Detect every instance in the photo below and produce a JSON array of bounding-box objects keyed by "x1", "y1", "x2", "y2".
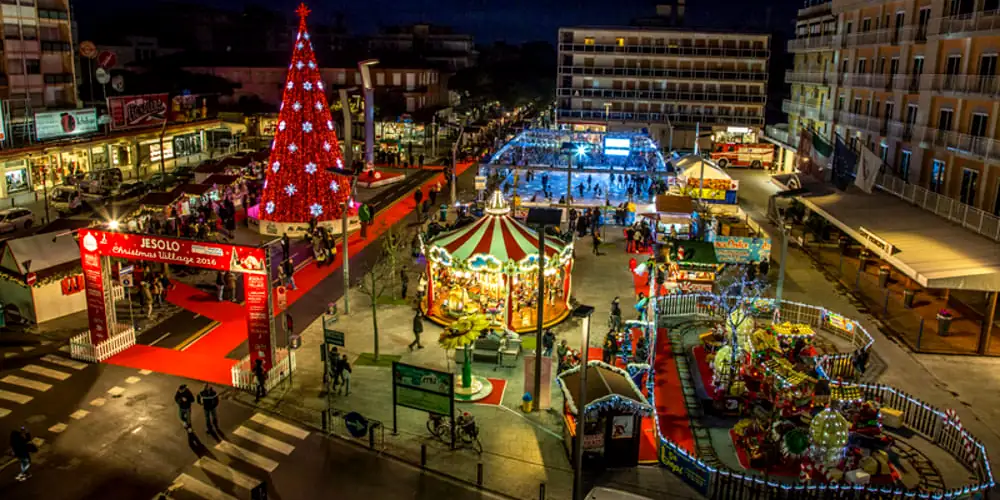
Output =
[
  {"x1": 539, "y1": 483, "x2": 546, "y2": 500},
  {"x1": 420, "y1": 444, "x2": 427, "y2": 468},
  {"x1": 321, "y1": 410, "x2": 328, "y2": 432},
  {"x1": 477, "y1": 463, "x2": 484, "y2": 488}
]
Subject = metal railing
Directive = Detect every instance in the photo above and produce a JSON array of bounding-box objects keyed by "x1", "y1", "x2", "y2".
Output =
[
  {"x1": 876, "y1": 172, "x2": 1000, "y2": 242},
  {"x1": 558, "y1": 87, "x2": 766, "y2": 104},
  {"x1": 925, "y1": 73, "x2": 1000, "y2": 97},
  {"x1": 785, "y1": 70, "x2": 831, "y2": 85},
  {"x1": 938, "y1": 9, "x2": 1000, "y2": 35},
  {"x1": 843, "y1": 26, "x2": 925, "y2": 47},
  {"x1": 891, "y1": 73, "x2": 922, "y2": 93},
  {"x1": 556, "y1": 108, "x2": 765, "y2": 126},
  {"x1": 786, "y1": 34, "x2": 835, "y2": 52},
  {"x1": 839, "y1": 72, "x2": 890, "y2": 89},
  {"x1": 230, "y1": 347, "x2": 296, "y2": 391},
  {"x1": 765, "y1": 124, "x2": 794, "y2": 146},
  {"x1": 559, "y1": 43, "x2": 769, "y2": 60},
  {"x1": 559, "y1": 66, "x2": 768, "y2": 82},
  {"x1": 837, "y1": 109, "x2": 881, "y2": 132},
  {"x1": 917, "y1": 126, "x2": 1000, "y2": 163},
  {"x1": 781, "y1": 99, "x2": 833, "y2": 122}
]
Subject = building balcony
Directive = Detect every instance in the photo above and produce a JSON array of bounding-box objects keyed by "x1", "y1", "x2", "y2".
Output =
[
  {"x1": 782, "y1": 99, "x2": 833, "y2": 122},
  {"x1": 37, "y1": 9, "x2": 70, "y2": 21},
  {"x1": 43, "y1": 73, "x2": 73, "y2": 84},
  {"x1": 560, "y1": 66, "x2": 768, "y2": 82},
  {"x1": 765, "y1": 123, "x2": 795, "y2": 147},
  {"x1": 839, "y1": 72, "x2": 891, "y2": 90},
  {"x1": 919, "y1": 126, "x2": 1000, "y2": 163},
  {"x1": 787, "y1": 34, "x2": 835, "y2": 52},
  {"x1": 925, "y1": 73, "x2": 1000, "y2": 98},
  {"x1": 891, "y1": 73, "x2": 922, "y2": 93},
  {"x1": 888, "y1": 120, "x2": 917, "y2": 141},
  {"x1": 40, "y1": 40, "x2": 71, "y2": 53},
  {"x1": 556, "y1": 108, "x2": 765, "y2": 127},
  {"x1": 837, "y1": 110, "x2": 884, "y2": 134},
  {"x1": 558, "y1": 43, "x2": 769, "y2": 60},
  {"x1": 558, "y1": 87, "x2": 766, "y2": 104},
  {"x1": 843, "y1": 26, "x2": 926, "y2": 48},
  {"x1": 786, "y1": 71, "x2": 832, "y2": 85},
  {"x1": 939, "y1": 9, "x2": 1000, "y2": 36}
]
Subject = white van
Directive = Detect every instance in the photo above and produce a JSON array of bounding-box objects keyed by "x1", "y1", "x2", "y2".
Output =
[{"x1": 586, "y1": 487, "x2": 655, "y2": 500}]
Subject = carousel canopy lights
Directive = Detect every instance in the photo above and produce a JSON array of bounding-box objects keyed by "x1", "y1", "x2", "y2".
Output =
[{"x1": 484, "y1": 190, "x2": 511, "y2": 216}]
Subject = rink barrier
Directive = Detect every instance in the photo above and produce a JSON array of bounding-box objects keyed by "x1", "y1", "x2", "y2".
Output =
[
  {"x1": 69, "y1": 324, "x2": 136, "y2": 362},
  {"x1": 231, "y1": 347, "x2": 296, "y2": 392},
  {"x1": 651, "y1": 294, "x2": 994, "y2": 498}
]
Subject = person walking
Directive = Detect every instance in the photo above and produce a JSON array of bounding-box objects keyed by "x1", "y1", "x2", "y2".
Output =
[
  {"x1": 359, "y1": 203, "x2": 373, "y2": 239},
  {"x1": 759, "y1": 258, "x2": 770, "y2": 281},
  {"x1": 409, "y1": 311, "x2": 424, "y2": 351},
  {"x1": 142, "y1": 281, "x2": 154, "y2": 318},
  {"x1": 556, "y1": 339, "x2": 570, "y2": 373},
  {"x1": 281, "y1": 259, "x2": 297, "y2": 290},
  {"x1": 10, "y1": 425, "x2": 35, "y2": 482},
  {"x1": 400, "y1": 269, "x2": 409, "y2": 299},
  {"x1": 338, "y1": 355, "x2": 352, "y2": 396},
  {"x1": 591, "y1": 232, "x2": 602, "y2": 256},
  {"x1": 252, "y1": 359, "x2": 267, "y2": 402},
  {"x1": 542, "y1": 329, "x2": 556, "y2": 357},
  {"x1": 215, "y1": 271, "x2": 225, "y2": 302},
  {"x1": 174, "y1": 384, "x2": 196, "y2": 432},
  {"x1": 197, "y1": 384, "x2": 220, "y2": 433},
  {"x1": 225, "y1": 271, "x2": 238, "y2": 302},
  {"x1": 281, "y1": 233, "x2": 291, "y2": 260},
  {"x1": 413, "y1": 189, "x2": 424, "y2": 222},
  {"x1": 152, "y1": 278, "x2": 164, "y2": 306},
  {"x1": 416, "y1": 272, "x2": 427, "y2": 304}
]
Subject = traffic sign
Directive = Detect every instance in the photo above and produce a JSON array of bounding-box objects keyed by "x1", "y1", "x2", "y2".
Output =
[
  {"x1": 474, "y1": 176, "x2": 487, "y2": 190},
  {"x1": 120, "y1": 274, "x2": 133, "y2": 288},
  {"x1": 25, "y1": 272, "x2": 36, "y2": 286},
  {"x1": 79, "y1": 41, "x2": 97, "y2": 59},
  {"x1": 276, "y1": 285, "x2": 287, "y2": 311},
  {"x1": 95, "y1": 68, "x2": 110, "y2": 85},
  {"x1": 111, "y1": 75, "x2": 124, "y2": 92},
  {"x1": 344, "y1": 412, "x2": 369, "y2": 438},
  {"x1": 324, "y1": 328, "x2": 345, "y2": 347},
  {"x1": 97, "y1": 51, "x2": 117, "y2": 69}
]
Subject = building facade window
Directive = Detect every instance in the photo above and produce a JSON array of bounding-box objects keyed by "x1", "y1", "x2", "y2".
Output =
[
  {"x1": 899, "y1": 150, "x2": 911, "y2": 180},
  {"x1": 960, "y1": 168, "x2": 979, "y2": 205},
  {"x1": 930, "y1": 159, "x2": 946, "y2": 193},
  {"x1": 25, "y1": 59, "x2": 39, "y2": 74}
]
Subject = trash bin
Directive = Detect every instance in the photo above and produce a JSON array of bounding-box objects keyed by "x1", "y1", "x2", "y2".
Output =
[
  {"x1": 937, "y1": 312, "x2": 953, "y2": 336},
  {"x1": 878, "y1": 266, "x2": 890, "y2": 288},
  {"x1": 521, "y1": 392, "x2": 533, "y2": 413},
  {"x1": 903, "y1": 289, "x2": 915, "y2": 308}
]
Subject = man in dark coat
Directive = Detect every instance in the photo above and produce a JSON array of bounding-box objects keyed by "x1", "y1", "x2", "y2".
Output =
[
  {"x1": 10, "y1": 426, "x2": 34, "y2": 481},
  {"x1": 197, "y1": 384, "x2": 220, "y2": 433},
  {"x1": 175, "y1": 384, "x2": 196, "y2": 431},
  {"x1": 409, "y1": 311, "x2": 424, "y2": 351}
]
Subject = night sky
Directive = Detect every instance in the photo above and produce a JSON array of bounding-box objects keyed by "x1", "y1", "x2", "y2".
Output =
[{"x1": 75, "y1": 0, "x2": 803, "y2": 43}]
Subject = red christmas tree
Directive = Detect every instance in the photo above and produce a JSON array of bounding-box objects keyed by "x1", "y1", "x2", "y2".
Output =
[{"x1": 260, "y1": 3, "x2": 352, "y2": 224}]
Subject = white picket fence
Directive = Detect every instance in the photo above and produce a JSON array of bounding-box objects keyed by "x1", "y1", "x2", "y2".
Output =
[
  {"x1": 231, "y1": 347, "x2": 296, "y2": 391},
  {"x1": 70, "y1": 325, "x2": 136, "y2": 363}
]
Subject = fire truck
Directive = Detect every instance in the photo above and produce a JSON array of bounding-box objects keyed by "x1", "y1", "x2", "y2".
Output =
[{"x1": 710, "y1": 143, "x2": 774, "y2": 169}]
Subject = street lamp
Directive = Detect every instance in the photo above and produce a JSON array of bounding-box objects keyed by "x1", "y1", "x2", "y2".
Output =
[
  {"x1": 358, "y1": 59, "x2": 379, "y2": 171},
  {"x1": 603, "y1": 102, "x2": 612, "y2": 131},
  {"x1": 338, "y1": 86, "x2": 359, "y2": 171},
  {"x1": 570, "y1": 304, "x2": 595, "y2": 500},
  {"x1": 526, "y1": 207, "x2": 562, "y2": 413}
]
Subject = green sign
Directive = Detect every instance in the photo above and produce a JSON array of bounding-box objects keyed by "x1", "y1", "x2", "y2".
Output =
[
  {"x1": 324, "y1": 329, "x2": 345, "y2": 347},
  {"x1": 396, "y1": 386, "x2": 452, "y2": 415},
  {"x1": 392, "y1": 362, "x2": 454, "y2": 416}
]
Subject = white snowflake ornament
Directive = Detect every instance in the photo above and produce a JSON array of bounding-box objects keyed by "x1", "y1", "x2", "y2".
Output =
[
  {"x1": 309, "y1": 203, "x2": 323, "y2": 217},
  {"x1": 305, "y1": 162, "x2": 317, "y2": 174},
  {"x1": 303, "y1": 82, "x2": 313, "y2": 91},
  {"x1": 322, "y1": 141, "x2": 331, "y2": 152},
  {"x1": 265, "y1": 201, "x2": 275, "y2": 214},
  {"x1": 288, "y1": 143, "x2": 298, "y2": 153},
  {"x1": 302, "y1": 121, "x2": 313, "y2": 133},
  {"x1": 314, "y1": 101, "x2": 323, "y2": 111},
  {"x1": 304, "y1": 32, "x2": 311, "y2": 40},
  {"x1": 336, "y1": 158, "x2": 343, "y2": 169},
  {"x1": 330, "y1": 180, "x2": 340, "y2": 192},
  {"x1": 286, "y1": 81, "x2": 294, "y2": 90},
  {"x1": 297, "y1": 42, "x2": 304, "y2": 50},
  {"x1": 278, "y1": 121, "x2": 286, "y2": 131},
  {"x1": 271, "y1": 161, "x2": 280, "y2": 173},
  {"x1": 292, "y1": 102, "x2": 302, "y2": 112},
  {"x1": 308, "y1": 61, "x2": 316, "y2": 69},
  {"x1": 317, "y1": 81, "x2": 324, "y2": 90},
  {"x1": 326, "y1": 120, "x2": 334, "y2": 130},
  {"x1": 285, "y1": 184, "x2": 297, "y2": 196},
  {"x1": 296, "y1": 61, "x2": 304, "y2": 70}
]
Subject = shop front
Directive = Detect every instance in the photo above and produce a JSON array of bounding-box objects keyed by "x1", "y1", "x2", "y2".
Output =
[{"x1": 2, "y1": 160, "x2": 32, "y2": 197}]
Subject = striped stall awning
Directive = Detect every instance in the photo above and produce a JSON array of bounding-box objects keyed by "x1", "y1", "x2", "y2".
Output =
[{"x1": 430, "y1": 213, "x2": 565, "y2": 265}]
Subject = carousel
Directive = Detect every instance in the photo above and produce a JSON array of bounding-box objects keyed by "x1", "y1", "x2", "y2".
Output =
[{"x1": 421, "y1": 190, "x2": 574, "y2": 333}]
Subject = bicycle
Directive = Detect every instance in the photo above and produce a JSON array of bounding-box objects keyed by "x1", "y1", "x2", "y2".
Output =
[{"x1": 427, "y1": 413, "x2": 483, "y2": 454}]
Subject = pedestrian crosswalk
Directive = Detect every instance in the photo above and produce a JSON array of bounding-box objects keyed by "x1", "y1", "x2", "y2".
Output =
[
  {"x1": 167, "y1": 412, "x2": 309, "y2": 500},
  {"x1": 0, "y1": 353, "x2": 84, "y2": 417}
]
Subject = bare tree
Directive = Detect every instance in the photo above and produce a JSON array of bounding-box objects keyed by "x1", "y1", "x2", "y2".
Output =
[
  {"x1": 381, "y1": 224, "x2": 406, "y2": 299},
  {"x1": 704, "y1": 265, "x2": 769, "y2": 392},
  {"x1": 357, "y1": 253, "x2": 393, "y2": 362}
]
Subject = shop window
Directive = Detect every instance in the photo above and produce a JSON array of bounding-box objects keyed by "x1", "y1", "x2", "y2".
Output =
[
  {"x1": 25, "y1": 59, "x2": 39, "y2": 75},
  {"x1": 584, "y1": 37, "x2": 595, "y2": 46},
  {"x1": 960, "y1": 168, "x2": 979, "y2": 205},
  {"x1": 4, "y1": 166, "x2": 30, "y2": 195}
]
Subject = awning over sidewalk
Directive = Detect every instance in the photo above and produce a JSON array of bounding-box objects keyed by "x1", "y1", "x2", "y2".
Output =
[{"x1": 798, "y1": 189, "x2": 1000, "y2": 291}]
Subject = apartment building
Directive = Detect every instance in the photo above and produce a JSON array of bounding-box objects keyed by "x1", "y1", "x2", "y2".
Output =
[
  {"x1": 778, "y1": 0, "x2": 1000, "y2": 215},
  {"x1": 368, "y1": 24, "x2": 477, "y2": 71},
  {"x1": 1, "y1": 0, "x2": 78, "y2": 116},
  {"x1": 556, "y1": 26, "x2": 770, "y2": 149}
]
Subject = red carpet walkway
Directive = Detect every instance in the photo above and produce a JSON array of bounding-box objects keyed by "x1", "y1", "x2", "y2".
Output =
[
  {"x1": 653, "y1": 327, "x2": 696, "y2": 454},
  {"x1": 106, "y1": 162, "x2": 477, "y2": 385}
]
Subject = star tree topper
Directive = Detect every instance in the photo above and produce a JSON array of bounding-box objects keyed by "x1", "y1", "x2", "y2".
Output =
[{"x1": 259, "y1": 2, "x2": 353, "y2": 224}]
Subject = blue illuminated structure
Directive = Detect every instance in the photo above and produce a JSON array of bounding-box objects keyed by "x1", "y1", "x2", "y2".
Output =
[{"x1": 487, "y1": 129, "x2": 669, "y2": 173}]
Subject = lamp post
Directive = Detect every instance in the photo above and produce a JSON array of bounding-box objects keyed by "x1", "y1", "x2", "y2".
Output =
[
  {"x1": 776, "y1": 222, "x2": 791, "y2": 302},
  {"x1": 358, "y1": 59, "x2": 379, "y2": 170},
  {"x1": 603, "y1": 102, "x2": 612, "y2": 131},
  {"x1": 527, "y1": 208, "x2": 562, "y2": 413},
  {"x1": 450, "y1": 128, "x2": 464, "y2": 204},
  {"x1": 338, "y1": 87, "x2": 358, "y2": 170},
  {"x1": 342, "y1": 199, "x2": 351, "y2": 314},
  {"x1": 570, "y1": 304, "x2": 595, "y2": 500}
]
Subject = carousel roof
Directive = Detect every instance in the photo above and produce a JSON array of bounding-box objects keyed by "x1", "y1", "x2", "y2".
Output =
[{"x1": 428, "y1": 191, "x2": 567, "y2": 266}]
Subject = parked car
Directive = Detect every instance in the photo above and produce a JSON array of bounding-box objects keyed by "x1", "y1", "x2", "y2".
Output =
[
  {"x1": 148, "y1": 172, "x2": 177, "y2": 188},
  {"x1": 0, "y1": 208, "x2": 34, "y2": 233},
  {"x1": 50, "y1": 186, "x2": 87, "y2": 215},
  {"x1": 174, "y1": 165, "x2": 196, "y2": 184},
  {"x1": 112, "y1": 180, "x2": 149, "y2": 200}
]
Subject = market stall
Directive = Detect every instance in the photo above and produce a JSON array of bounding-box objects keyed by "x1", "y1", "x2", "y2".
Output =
[
  {"x1": 171, "y1": 183, "x2": 216, "y2": 216},
  {"x1": 421, "y1": 190, "x2": 574, "y2": 333},
  {"x1": 129, "y1": 191, "x2": 184, "y2": 225},
  {"x1": 674, "y1": 155, "x2": 739, "y2": 205},
  {"x1": 202, "y1": 174, "x2": 244, "y2": 204},
  {"x1": 661, "y1": 240, "x2": 722, "y2": 294},
  {"x1": 642, "y1": 195, "x2": 696, "y2": 243},
  {"x1": 557, "y1": 360, "x2": 653, "y2": 468},
  {"x1": 0, "y1": 231, "x2": 87, "y2": 324}
]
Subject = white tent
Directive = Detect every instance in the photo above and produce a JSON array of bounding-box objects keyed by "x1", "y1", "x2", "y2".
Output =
[
  {"x1": 0, "y1": 232, "x2": 85, "y2": 324},
  {"x1": 675, "y1": 154, "x2": 732, "y2": 182}
]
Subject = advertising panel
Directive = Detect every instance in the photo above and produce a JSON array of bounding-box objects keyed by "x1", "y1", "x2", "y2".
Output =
[
  {"x1": 108, "y1": 94, "x2": 169, "y2": 130},
  {"x1": 245, "y1": 272, "x2": 273, "y2": 370},
  {"x1": 85, "y1": 232, "x2": 266, "y2": 275},
  {"x1": 713, "y1": 236, "x2": 772, "y2": 264},
  {"x1": 392, "y1": 362, "x2": 454, "y2": 415},
  {"x1": 78, "y1": 230, "x2": 110, "y2": 344},
  {"x1": 659, "y1": 444, "x2": 711, "y2": 495},
  {"x1": 35, "y1": 109, "x2": 99, "y2": 141}
]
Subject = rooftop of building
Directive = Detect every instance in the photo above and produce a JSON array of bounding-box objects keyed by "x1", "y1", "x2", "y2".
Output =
[{"x1": 559, "y1": 25, "x2": 771, "y2": 38}]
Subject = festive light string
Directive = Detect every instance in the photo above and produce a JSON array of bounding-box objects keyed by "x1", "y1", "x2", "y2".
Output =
[{"x1": 556, "y1": 360, "x2": 651, "y2": 417}]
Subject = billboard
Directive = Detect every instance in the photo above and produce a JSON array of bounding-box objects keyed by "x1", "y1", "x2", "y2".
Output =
[
  {"x1": 35, "y1": 109, "x2": 99, "y2": 141},
  {"x1": 108, "y1": 94, "x2": 169, "y2": 130},
  {"x1": 81, "y1": 231, "x2": 266, "y2": 275},
  {"x1": 713, "y1": 236, "x2": 772, "y2": 264}
]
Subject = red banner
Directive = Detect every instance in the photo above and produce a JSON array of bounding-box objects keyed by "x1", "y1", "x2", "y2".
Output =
[
  {"x1": 245, "y1": 272, "x2": 274, "y2": 371},
  {"x1": 82, "y1": 231, "x2": 267, "y2": 275},
  {"x1": 107, "y1": 93, "x2": 169, "y2": 131},
  {"x1": 79, "y1": 231, "x2": 110, "y2": 344}
]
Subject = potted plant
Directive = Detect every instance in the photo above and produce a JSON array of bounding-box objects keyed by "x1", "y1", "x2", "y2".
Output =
[
  {"x1": 878, "y1": 265, "x2": 891, "y2": 288},
  {"x1": 936, "y1": 309, "x2": 953, "y2": 336},
  {"x1": 903, "y1": 288, "x2": 916, "y2": 308}
]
